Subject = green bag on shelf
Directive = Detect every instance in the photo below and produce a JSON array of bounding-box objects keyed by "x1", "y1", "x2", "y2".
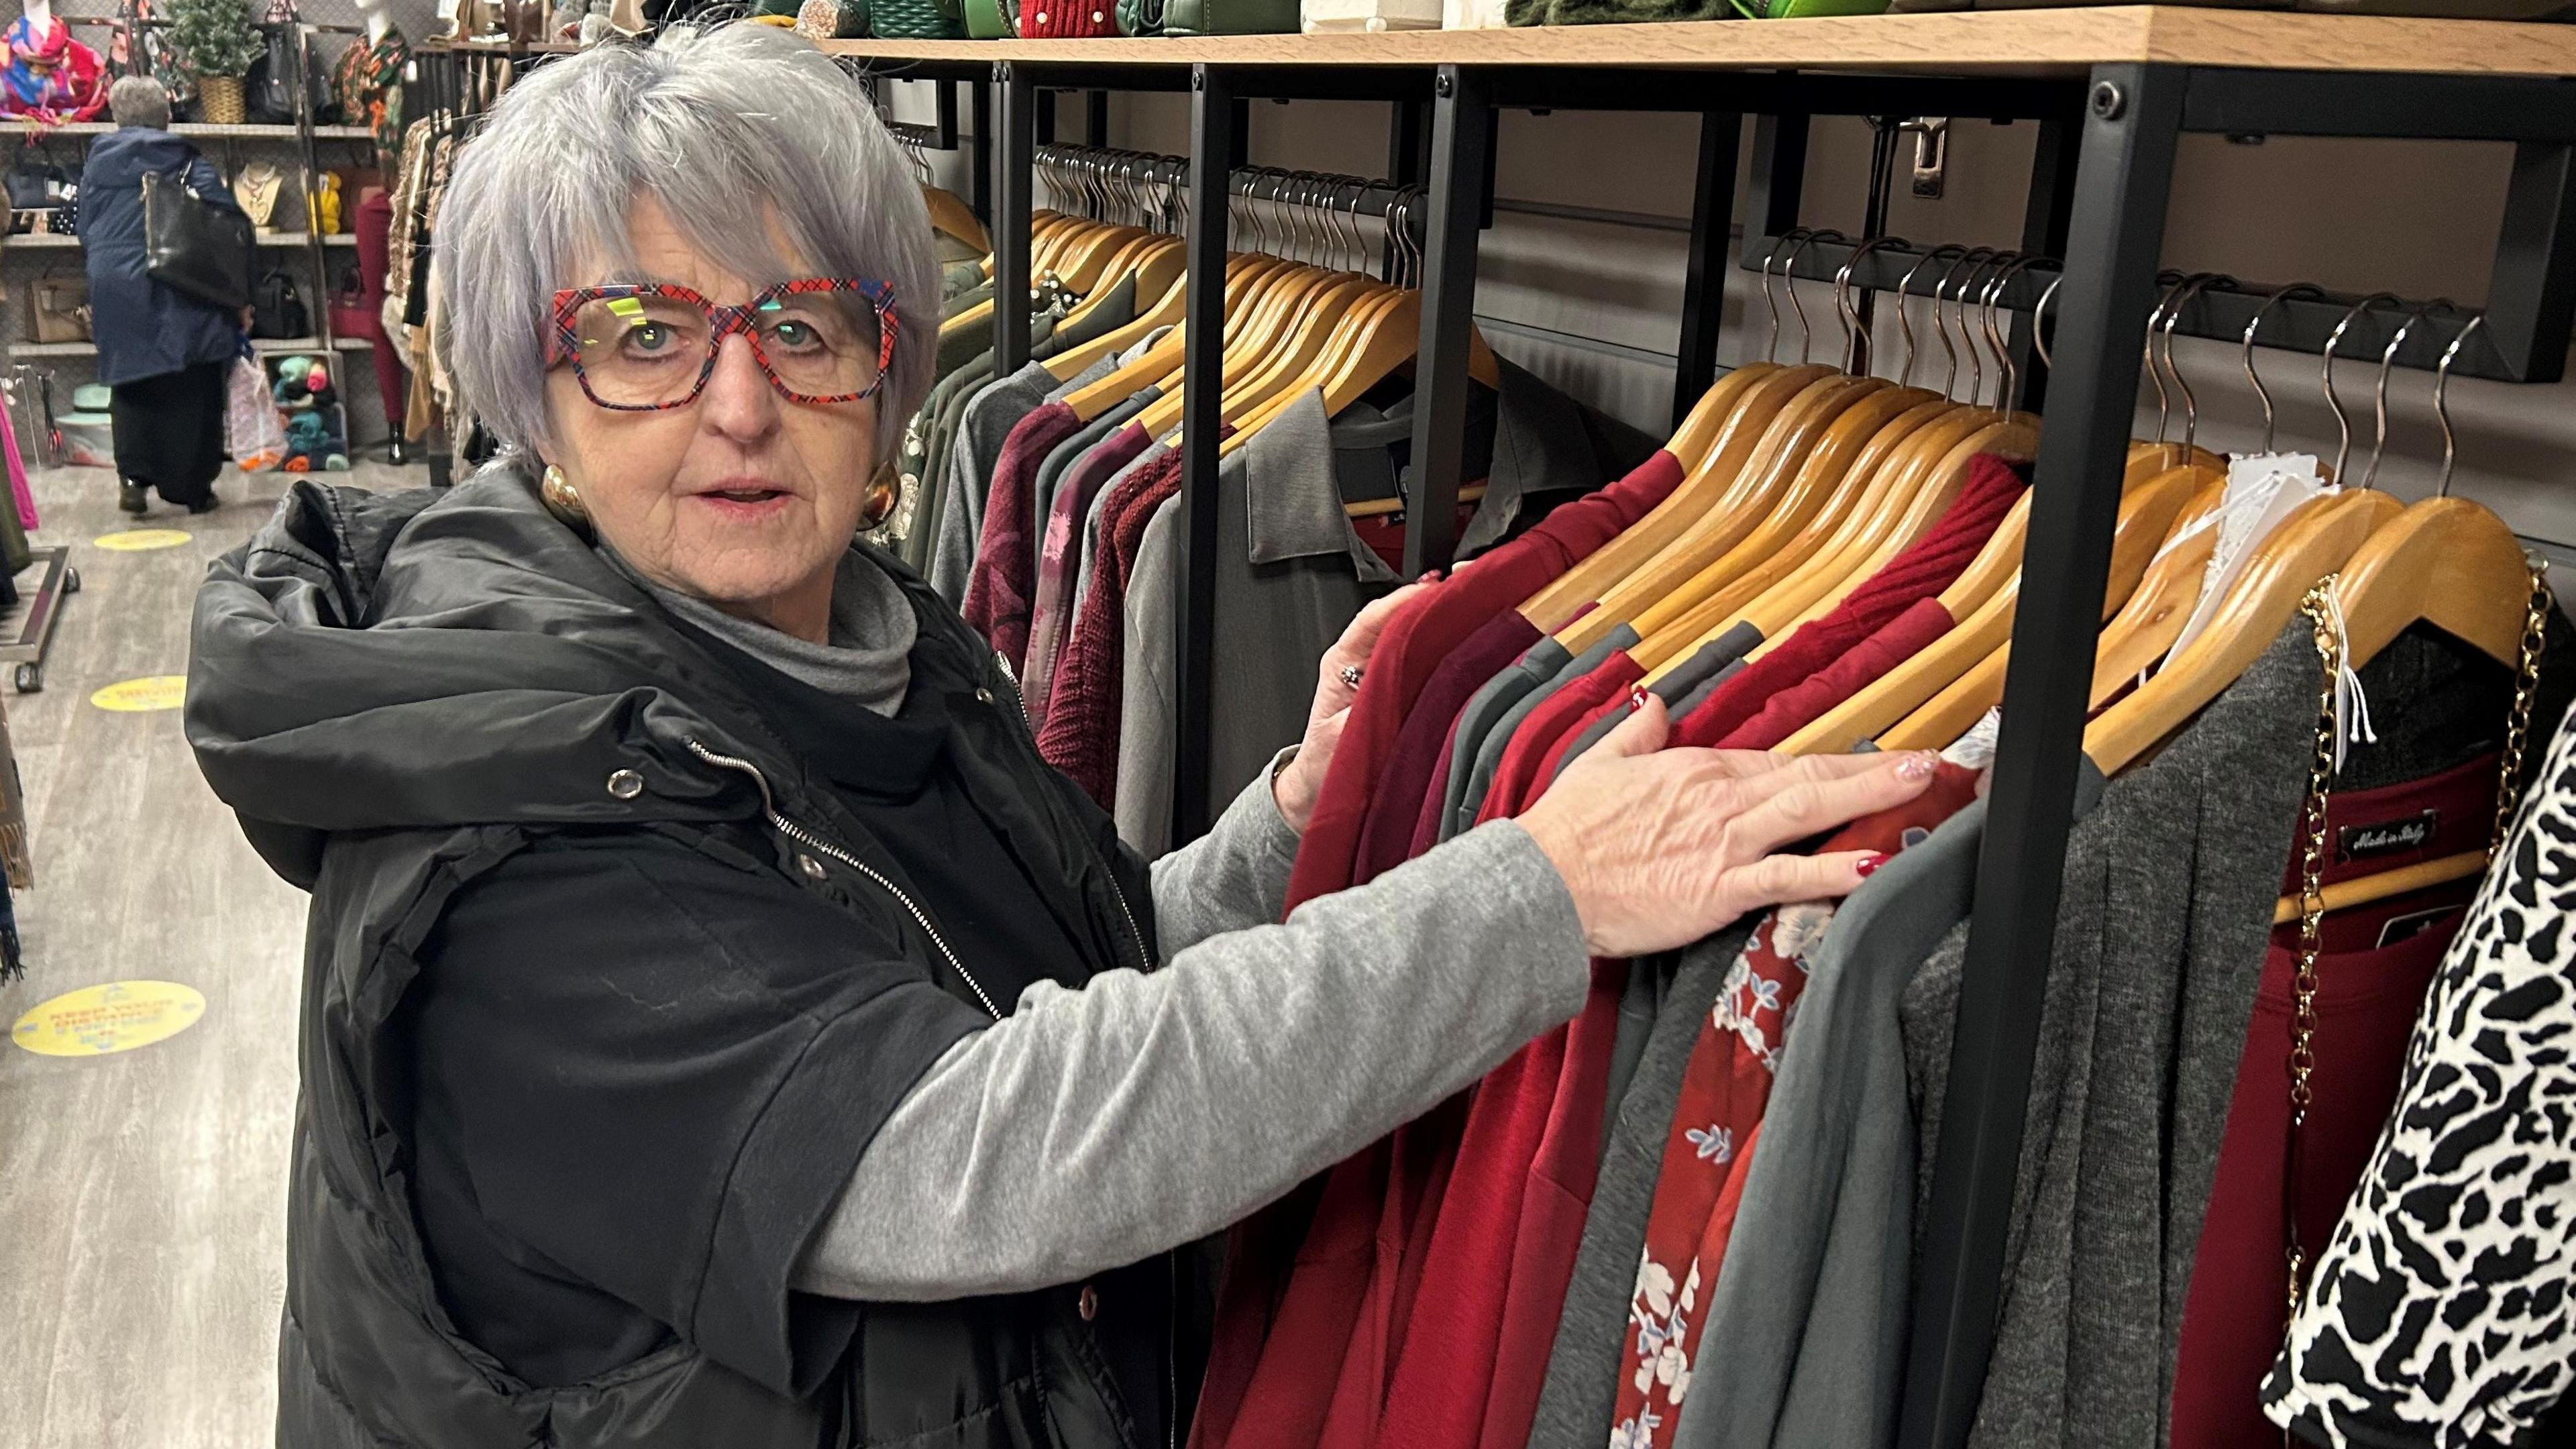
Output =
[
  {"x1": 1117, "y1": 0, "x2": 1166, "y2": 32},
  {"x1": 1161, "y1": 0, "x2": 1301, "y2": 32},
  {"x1": 965, "y1": 0, "x2": 1018, "y2": 34},
  {"x1": 875, "y1": 0, "x2": 970, "y2": 37}
]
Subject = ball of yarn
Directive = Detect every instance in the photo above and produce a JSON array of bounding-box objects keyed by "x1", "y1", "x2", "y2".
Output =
[{"x1": 277, "y1": 356, "x2": 313, "y2": 384}]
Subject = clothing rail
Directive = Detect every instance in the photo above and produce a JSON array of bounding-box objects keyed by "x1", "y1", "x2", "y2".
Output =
[
  {"x1": 890, "y1": 27, "x2": 2576, "y2": 1449},
  {"x1": 1762, "y1": 235, "x2": 2536, "y2": 386}
]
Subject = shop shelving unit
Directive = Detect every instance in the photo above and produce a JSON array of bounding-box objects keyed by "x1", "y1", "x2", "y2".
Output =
[
  {"x1": 1, "y1": 23, "x2": 385, "y2": 394},
  {"x1": 822, "y1": 12, "x2": 2576, "y2": 1449}
]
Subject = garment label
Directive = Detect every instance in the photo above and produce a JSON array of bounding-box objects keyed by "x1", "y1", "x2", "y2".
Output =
[
  {"x1": 2160, "y1": 453, "x2": 2328, "y2": 670},
  {"x1": 2339, "y1": 810, "x2": 2438, "y2": 863},
  {"x1": 2377, "y1": 905, "x2": 2465, "y2": 950}
]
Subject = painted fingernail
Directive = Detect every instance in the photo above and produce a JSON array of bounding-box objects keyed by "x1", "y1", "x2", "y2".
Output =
[
  {"x1": 1855, "y1": 852, "x2": 1891, "y2": 878},
  {"x1": 1896, "y1": 752, "x2": 1938, "y2": 783},
  {"x1": 1628, "y1": 684, "x2": 1650, "y2": 713}
]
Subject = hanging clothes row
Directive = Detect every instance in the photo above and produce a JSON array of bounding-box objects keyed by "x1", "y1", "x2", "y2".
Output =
[
  {"x1": 924, "y1": 148, "x2": 1655, "y2": 854},
  {"x1": 1169, "y1": 237, "x2": 2576, "y2": 1449}
]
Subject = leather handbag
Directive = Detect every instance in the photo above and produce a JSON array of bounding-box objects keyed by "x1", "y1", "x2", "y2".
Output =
[
  {"x1": 30, "y1": 274, "x2": 89, "y2": 343},
  {"x1": 1160, "y1": 0, "x2": 1299, "y2": 31},
  {"x1": 251, "y1": 269, "x2": 310, "y2": 340},
  {"x1": 143, "y1": 168, "x2": 255, "y2": 313},
  {"x1": 874, "y1": 0, "x2": 969, "y2": 35},
  {"x1": 327, "y1": 269, "x2": 374, "y2": 341},
  {"x1": 964, "y1": 0, "x2": 1019, "y2": 35},
  {"x1": 1116, "y1": 0, "x2": 1165, "y2": 30}
]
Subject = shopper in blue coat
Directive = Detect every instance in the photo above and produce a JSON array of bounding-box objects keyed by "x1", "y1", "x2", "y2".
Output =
[{"x1": 78, "y1": 75, "x2": 249, "y2": 516}]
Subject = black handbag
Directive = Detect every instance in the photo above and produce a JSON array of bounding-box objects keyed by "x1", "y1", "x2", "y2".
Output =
[
  {"x1": 143, "y1": 167, "x2": 254, "y2": 313},
  {"x1": 250, "y1": 270, "x2": 309, "y2": 340}
]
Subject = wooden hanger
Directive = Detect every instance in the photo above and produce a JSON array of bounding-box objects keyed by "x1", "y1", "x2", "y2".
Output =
[
  {"x1": 1059, "y1": 256, "x2": 1282, "y2": 421},
  {"x1": 1664, "y1": 363, "x2": 1781, "y2": 471},
  {"x1": 2084, "y1": 464, "x2": 2233, "y2": 708},
  {"x1": 1552, "y1": 365, "x2": 1848, "y2": 653},
  {"x1": 1854, "y1": 467, "x2": 2197, "y2": 754},
  {"x1": 1613, "y1": 376, "x2": 1905, "y2": 669},
  {"x1": 1519, "y1": 365, "x2": 1790, "y2": 631},
  {"x1": 922, "y1": 185, "x2": 989, "y2": 256},
  {"x1": 2084, "y1": 488, "x2": 2404, "y2": 775},
  {"x1": 2267, "y1": 495, "x2": 2538, "y2": 923},
  {"x1": 1729, "y1": 405, "x2": 2027, "y2": 654},
  {"x1": 1043, "y1": 242, "x2": 1192, "y2": 380},
  {"x1": 1638, "y1": 392, "x2": 1960, "y2": 676}
]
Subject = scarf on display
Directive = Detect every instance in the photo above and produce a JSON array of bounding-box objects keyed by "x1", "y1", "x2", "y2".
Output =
[
  {"x1": 2, "y1": 17, "x2": 108, "y2": 123},
  {"x1": 333, "y1": 29, "x2": 410, "y2": 166}
]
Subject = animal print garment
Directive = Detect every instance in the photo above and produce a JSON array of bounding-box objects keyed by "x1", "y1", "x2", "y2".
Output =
[{"x1": 2260, "y1": 701, "x2": 2576, "y2": 1446}]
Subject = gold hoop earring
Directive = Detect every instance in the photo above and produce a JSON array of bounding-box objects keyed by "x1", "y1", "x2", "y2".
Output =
[
  {"x1": 540, "y1": 464, "x2": 592, "y2": 531},
  {"x1": 861, "y1": 460, "x2": 901, "y2": 531}
]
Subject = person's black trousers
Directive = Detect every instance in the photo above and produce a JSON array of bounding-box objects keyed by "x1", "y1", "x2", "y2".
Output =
[{"x1": 109, "y1": 359, "x2": 229, "y2": 506}]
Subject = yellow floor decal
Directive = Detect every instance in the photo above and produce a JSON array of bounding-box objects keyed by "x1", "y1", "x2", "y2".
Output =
[
  {"x1": 12, "y1": 981, "x2": 207, "y2": 1057},
  {"x1": 92, "y1": 529, "x2": 192, "y2": 552},
  {"x1": 90, "y1": 676, "x2": 186, "y2": 712}
]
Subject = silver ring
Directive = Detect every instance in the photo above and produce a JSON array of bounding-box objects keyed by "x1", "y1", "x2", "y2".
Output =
[{"x1": 1338, "y1": 664, "x2": 1364, "y2": 689}]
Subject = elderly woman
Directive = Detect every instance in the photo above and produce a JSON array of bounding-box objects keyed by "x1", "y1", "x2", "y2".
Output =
[
  {"x1": 80, "y1": 74, "x2": 247, "y2": 517},
  {"x1": 186, "y1": 23, "x2": 1933, "y2": 1449}
]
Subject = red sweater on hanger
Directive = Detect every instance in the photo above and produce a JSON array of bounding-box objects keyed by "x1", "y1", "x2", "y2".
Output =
[
  {"x1": 963, "y1": 401, "x2": 1090, "y2": 670},
  {"x1": 1195, "y1": 449, "x2": 1689, "y2": 1449},
  {"x1": 1035, "y1": 450, "x2": 1185, "y2": 804},
  {"x1": 1718, "y1": 594, "x2": 1960, "y2": 750},
  {"x1": 1672, "y1": 453, "x2": 2028, "y2": 749}
]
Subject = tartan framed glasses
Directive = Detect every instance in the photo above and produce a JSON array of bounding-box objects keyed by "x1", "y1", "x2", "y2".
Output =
[{"x1": 547, "y1": 278, "x2": 900, "y2": 411}]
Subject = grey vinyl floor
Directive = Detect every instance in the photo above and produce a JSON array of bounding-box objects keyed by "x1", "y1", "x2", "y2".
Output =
[{"x1": 0, "y1": 460, "x2": 426, "y2": 1447}]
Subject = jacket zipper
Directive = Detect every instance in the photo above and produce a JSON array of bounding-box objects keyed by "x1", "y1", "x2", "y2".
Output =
[
  {"x1": 685, "y1": 739, "x2": 1004, "y2": 1020},
  {"x1": 696, "y1": 724, "x2": 1164, "y2": 1444}
]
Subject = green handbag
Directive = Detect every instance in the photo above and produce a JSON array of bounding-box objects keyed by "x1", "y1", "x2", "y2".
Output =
[
  {"x1": 875, "y1": 0, "x2": 969, "y2": 37},
  {"x1": 965, "y1": 0, "x2": 1018, "y2": 35},
  {"x1": 1116, "y1": 0, "x2": 1165, "y2": 31},
  {"x1": 1160, "y1": 0, "x2": 1301, "y2": 32}
]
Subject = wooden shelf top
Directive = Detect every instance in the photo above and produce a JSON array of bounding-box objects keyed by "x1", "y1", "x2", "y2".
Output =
[
  {"x1": 0, "y1": 121, "x2": 374, "y2": 141},
  {"x1": 824, "y1": 7, "x2": 2576, "y2": 78}
]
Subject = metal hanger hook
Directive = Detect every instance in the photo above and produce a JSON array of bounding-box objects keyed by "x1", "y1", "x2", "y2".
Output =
[
  {"x1": 1983, "y1": 254, "x2": 2046, "y2": 411},
  {"x1": 2365, "y1": 300, "x2": 2449, "y2": 491},
  {"x1": 2159, "y1": 272, "x2": 2237, "y2": 455},
  {"x1": 1948, "y1": 248, "x2": 2001, "y2": 405},
  {"x1": 1784, "y1": 229, "x2": 1843, "y2": 366},
  {"x1": 2323, "y1": 292, "x2": 2402, "y2": 484},
  {"x1": 1894, "y1": 244, "x2": 1964, "y2": 389},
  {"x1": 2434, "y1": 313, "x2": 2487, "y2": 498},
  {"x1": 2141, "y1": 272, "x2": 2192, "y2": 444},
  {"x1": 1835, "y1": 236, "x2": 1902, "y2": 375},
  {"x1": 1760, "y1": 229, "x2": 1806, "y2": 366},
  {"x1": 1933, "y1": 246, "x2": 1994, "y2": 401},
  {"x1": 2238, "y1": 282, "x2": 2326, "y2": 455},
  {"x1": 2032, "y1": 274, "x2": 2063, "y2": 371}
]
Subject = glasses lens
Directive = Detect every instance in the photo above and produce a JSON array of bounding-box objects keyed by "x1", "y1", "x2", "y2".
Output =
[
  {"x1": 570, "y1": 294, "x2": 712, "y2": 407},
  {"x1": 753, "y1": 290, "x2": 885, "y2": 400}
]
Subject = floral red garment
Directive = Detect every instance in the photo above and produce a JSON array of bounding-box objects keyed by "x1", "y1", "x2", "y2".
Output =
[{"x1": 1611, "y1": 761, "x2": 1984, "y2": 1448}]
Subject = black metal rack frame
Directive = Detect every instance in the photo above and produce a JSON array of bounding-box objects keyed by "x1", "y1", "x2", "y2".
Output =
[{"x1": 533, "y1": 40, "x2": 2576, "y2": 1449}]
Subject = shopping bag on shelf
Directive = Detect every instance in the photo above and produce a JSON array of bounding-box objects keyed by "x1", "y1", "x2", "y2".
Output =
[{"x1": 226, "y1": 352, "x2": 288, "y2": 473}]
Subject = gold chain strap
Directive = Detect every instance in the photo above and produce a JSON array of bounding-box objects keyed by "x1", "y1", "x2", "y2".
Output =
[
  {"x1": 2493, "y1": 565, "x2": 2554, "y2": 852},
  {"x1": 2284, "y1": 579, "x2": 2343, "y2": 1356}
]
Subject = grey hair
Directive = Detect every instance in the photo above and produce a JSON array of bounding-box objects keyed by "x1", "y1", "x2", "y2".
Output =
[
  {"x1": 437, "y1": 23, "x2": 936, "y2": 467},
  {"x1": 109, "y1": 76, "x2": 170, "y2": 129}
]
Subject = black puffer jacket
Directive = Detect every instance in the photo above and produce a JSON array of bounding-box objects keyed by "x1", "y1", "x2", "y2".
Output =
[{"x1": 187, "y1": 470, "x2": 1179, "y2": 1448}]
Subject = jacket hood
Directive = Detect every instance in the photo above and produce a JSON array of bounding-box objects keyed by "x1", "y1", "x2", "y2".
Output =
[
  {"x1": 85, "y1": 127, "x2": 205, "y2": 189},
  {"x1": 188, "y1": 468, "x2": 806, "y2": 888}
]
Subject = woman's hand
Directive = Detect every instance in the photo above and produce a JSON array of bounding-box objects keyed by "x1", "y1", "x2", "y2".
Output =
[
  {"x1": 1271, "y1": 576, "x2": 1438, "y2": 834},
  {"x1": 1517, "y1": 694, "x2": 1939, "y2": 958}
]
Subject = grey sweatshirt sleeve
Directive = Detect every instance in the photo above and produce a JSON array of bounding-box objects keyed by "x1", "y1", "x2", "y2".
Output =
[
  {"x1": 792, "y1": 817, "x2": 1591, "y2": 1302},
  {"x1": 1146, "y1": 747, "x2": 1303, "y2": 958}
]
